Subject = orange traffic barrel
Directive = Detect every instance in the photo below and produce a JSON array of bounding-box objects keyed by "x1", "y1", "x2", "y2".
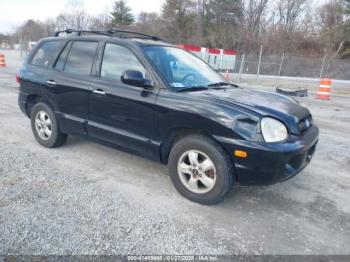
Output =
[
  {"x1": 0, "y1": 53, "x2": 6, "y2": 68},
  {"x1": 316, "y1": 78, "x2": 331, "y2": 100}
]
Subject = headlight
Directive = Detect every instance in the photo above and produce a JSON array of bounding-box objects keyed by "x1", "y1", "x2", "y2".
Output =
[{"x1": 261, "y1": 117, "x2": 288, "y2": 142}]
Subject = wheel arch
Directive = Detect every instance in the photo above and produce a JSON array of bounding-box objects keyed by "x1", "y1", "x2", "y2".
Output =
[
  {"x1": 26, "y1": 94, "x2": 56, "y2": 118},
  {"x1": 160, "y1": 128, "x2": 234, "y2": 165}
]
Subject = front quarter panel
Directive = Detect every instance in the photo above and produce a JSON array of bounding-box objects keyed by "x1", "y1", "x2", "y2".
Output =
[{"x1": 153, "y1": 90, "x2": 260, "y2": 158}]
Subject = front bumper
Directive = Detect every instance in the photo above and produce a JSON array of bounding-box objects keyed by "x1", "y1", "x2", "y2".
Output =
[{"x1": 215, "y1": 125, "x2": 319, "y2": 186}]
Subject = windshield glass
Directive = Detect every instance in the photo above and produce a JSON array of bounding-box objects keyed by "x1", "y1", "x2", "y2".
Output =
[{"x1": 142, "y1": 46, "x2": 225, "y2": 91}]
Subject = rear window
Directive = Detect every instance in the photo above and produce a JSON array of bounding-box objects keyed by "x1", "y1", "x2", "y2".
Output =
[
  {"x1": 30, "y1": 41, "x2": 61, "y2": 67},
  {"x1": 64, "y1": 41, "x2": 98, "y2": 76}
]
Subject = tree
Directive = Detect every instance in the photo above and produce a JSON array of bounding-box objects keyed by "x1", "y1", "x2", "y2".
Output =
[
  {"x1": 206, "y1": 0, "x2": 242, "y2": 25},
  {"x1": 343, "y1": 0, "x2": 350, "y2": 35},
  {"x1": 319, "y1": 0, "x2": 343, "y2": 30},
  {"x1": 161, "y1": 0, "x2": 196, "y2": 43},
  {"x1": 241, "y1": 0, "x2": 269, "y2": 52},
  {"x1": 55, "y1": 2, "x2": 93, "y2": 30},
  {"x1": 344, "y1": 0, "x2": 350, "y2": 15},
  {"x1": 89, "y1": 14, "x2": 111, "y2": 31},
  {"x1": 20, "y1": 20, "x2": 45, "y2": 41},
  {"x1": 42, "y1": 18, "x2": 57, "y2": 36},
  {"x1": 245, "y1": 0, "x2": 268, "y2": 36},
  {"x1": 316, "y1": 0, "x2": 348, "y2": 53},
  {"x1": 55, "y1": 10, "x2": 93, "y2": 30},
  {"x1": 276, "y1": 0, "x2": 307, "y2": 33},
  {"x1": 110, "y1": 0, "x2": 135, "y2": 25},
  {"x1": 135, "y1": 12, "x2": 162, "y2": 35},
  {"x1": 205, "y1": 0, "x2": 243, "y2": 48}
]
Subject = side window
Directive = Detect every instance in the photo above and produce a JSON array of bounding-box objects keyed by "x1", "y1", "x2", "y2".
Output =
[
  {"x1": 54, "y1": 41, "x2": 72, "y2": 71},
  {"x1": 30, "y1": 41, "x2": 61, "y2": 67},
  {"x1": 100, "y1": 43, "x2": 146, "y2": 82},
  {"x1": 64, "y1": 41, "x2": 98, "y2": 76}
]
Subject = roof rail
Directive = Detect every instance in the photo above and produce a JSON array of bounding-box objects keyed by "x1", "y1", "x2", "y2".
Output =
[
  {"x1": 53, "y1": 29, "x2": 112, "y2": 37},
  {"x1": 53, "y1": 28, "x2": 162, "y2": 41},
  {"x1": 107, "y1": 28, "x2": 161, "y2": 41}
]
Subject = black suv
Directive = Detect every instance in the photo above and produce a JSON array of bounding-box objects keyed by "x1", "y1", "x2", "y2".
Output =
[{"x1": 18, "y1": 29, "x2": 319, "y2": 204}]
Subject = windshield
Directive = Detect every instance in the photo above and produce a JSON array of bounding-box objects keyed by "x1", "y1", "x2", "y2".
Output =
[{"x1": 142, "y1": 46, "x2": 225, "y2": 91}]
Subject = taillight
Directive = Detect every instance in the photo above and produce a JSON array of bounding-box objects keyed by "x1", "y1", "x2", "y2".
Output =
[{"x1": 16, "y1": 73, "x2": 20, "y2": 84}]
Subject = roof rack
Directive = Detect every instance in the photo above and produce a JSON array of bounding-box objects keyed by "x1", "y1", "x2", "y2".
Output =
[
  {"x1": 107, "y1": 28, "x2": 161, "y2": 41},
  {"x1": 53, "y1": 29, "x2": 111, "y2": 37},
  {"x1": 53, "y1": 28, "x2": 162, "y2": 41}
]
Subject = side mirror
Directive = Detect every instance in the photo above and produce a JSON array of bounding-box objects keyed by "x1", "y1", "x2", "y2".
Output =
[{"x1": 121, "y1": 70, "x2": 154, "y2": 89}]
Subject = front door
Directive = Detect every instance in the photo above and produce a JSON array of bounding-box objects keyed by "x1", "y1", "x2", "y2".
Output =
[{"x1": 87, "y1": 43, "x2": 157, "y2": 157}]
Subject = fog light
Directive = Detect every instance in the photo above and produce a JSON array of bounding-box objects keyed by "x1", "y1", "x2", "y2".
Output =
[{"x1": 234, "y1": 150, "x2": 247, "y2": 158}]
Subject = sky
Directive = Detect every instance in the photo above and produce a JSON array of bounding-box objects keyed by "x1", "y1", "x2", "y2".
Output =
[
  {"x1": 0, "y1": 0, "x2": 328, "y2": 34},
  {"x1": 0, "y1": 0, "x2": 164, "y2": 34}
]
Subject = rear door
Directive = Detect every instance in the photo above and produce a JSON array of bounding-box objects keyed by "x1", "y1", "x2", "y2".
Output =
[
  {"x1": 52, "y1": 40, "x2": 99, "y2": 136},
  {"x1": 87, "y1": 42, "x2": 158, "y2": 157},
  {"x1": 20, "y1": 40, "x2": 63, "y2": 111}
]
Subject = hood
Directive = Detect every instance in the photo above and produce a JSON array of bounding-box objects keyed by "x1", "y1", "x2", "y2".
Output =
[{"x1": 192, "y1": 87, "x2": 311, "y2": 134}]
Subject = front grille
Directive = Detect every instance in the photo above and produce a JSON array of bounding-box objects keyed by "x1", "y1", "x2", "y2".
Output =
[{"x1": 298, "y1": 114, "x2": 313, "y2": 133}]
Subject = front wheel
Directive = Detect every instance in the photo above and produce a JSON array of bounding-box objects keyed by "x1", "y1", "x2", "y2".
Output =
[{"x1": 168, "y1": 134, "x2": 234, "y2": 204}]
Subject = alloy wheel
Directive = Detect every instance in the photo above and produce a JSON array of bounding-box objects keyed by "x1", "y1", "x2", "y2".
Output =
[
  {"x1": 35, "y1": 110, "x2": 52, "y2": 140},
  {"x1": 177, "y1": 150, "x2": 217, "y2": 194}
]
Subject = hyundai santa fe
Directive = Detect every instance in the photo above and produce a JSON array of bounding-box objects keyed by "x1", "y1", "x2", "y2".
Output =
[{"x1": 17, "y1": 29, "x2": 319, "y2": 204}]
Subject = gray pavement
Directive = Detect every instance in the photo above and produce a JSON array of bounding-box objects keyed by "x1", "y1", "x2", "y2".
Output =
[{"x1": 0, "y1": 49, "x2": 349, "y2": 255}]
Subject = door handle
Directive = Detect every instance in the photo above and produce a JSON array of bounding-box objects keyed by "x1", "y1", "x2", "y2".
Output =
[
  {"x1": 92, "y1": 89, "x2": 106, "y2": 95},
  {"x1": 45, "y1": 80, "x2": 56, "y2": 87}
]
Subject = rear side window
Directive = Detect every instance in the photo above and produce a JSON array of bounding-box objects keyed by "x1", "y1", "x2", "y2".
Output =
[
  {"x1": 64, "y1": 41, "x2": 98, "y2": 76},
  {"x1": 100, "y1": 43, "x2": 145, "y2": 82},
  {"x1": 54, "y1": 42, "x2": 72, "y2": 71},
  {"x1": 30, "y1": 41, "x2": 61, "y2": 67}
]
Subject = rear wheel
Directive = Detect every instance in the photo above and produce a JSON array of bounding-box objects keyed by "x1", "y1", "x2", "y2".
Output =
[
  {"x1": 168, "y1": 134, "x2": 234, "y2": 204},
  {"x1": 31, "y1": 102, "x2": 67, "y2": 148}
]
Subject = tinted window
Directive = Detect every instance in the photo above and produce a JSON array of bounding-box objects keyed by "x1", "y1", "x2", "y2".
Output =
[
  {"x1": 31, "y1": 41, "x2": 61, "y2": 67},
  {"x1": 54, "y1": 42, "x2": 72, "y2": 71},
  {"x1": 101, "y1": 43, "x2": 145, "y2": 82},
  {"x1": 64, "y1": 41, "x2": 98, "y2": 76}
]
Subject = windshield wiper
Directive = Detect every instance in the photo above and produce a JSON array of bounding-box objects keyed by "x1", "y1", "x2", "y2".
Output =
[
  {"x1": 176, "y1": 86, "x2": 209, "y2": 92},
  {"x1": 207, "y1": 82, "x2": 239, "y2": 88},
  {"x1": 207, "y1": 82, "x2": 230, "y2": 87}
]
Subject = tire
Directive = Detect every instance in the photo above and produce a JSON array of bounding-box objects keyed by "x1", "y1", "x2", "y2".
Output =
[
  {"x1": 30, "y1": 102, "x2": 67, "y2": 148},
  {"x1": 168, "y1": 134, "x2": 234, "y2": 205}
]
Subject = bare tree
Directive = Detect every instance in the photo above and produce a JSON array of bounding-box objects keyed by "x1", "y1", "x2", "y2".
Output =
[
  {"x1": 135, "y1": 12, "x2": 161, "y2": 35},
  {"x1": 195, "y1": 0, "x2": 208, "y2": 45},
  {"x1": 20, "y1": 20, "x2": 45, "y2": 41},
  {"x1": 241, "y1": 0, "x2": 269, "y2": 52},
  {"x1": 42, "y1": 18, "x2": 57, "y2": 36},
  {"x1": 54, "y1": 1, "x2": 93, "y2": 30},
  {"x1": 55, "y1": 10, "x2": 93, "y2": 30},
  {"x1": 89, "y1": 14, "x2": 111, "y2": 31},
  {"x1": 245, "y1": 0, "x2": 269, "y2": 36},
  {"x1": 276, "y1": 0, "x2": 307, "y2": 33}
]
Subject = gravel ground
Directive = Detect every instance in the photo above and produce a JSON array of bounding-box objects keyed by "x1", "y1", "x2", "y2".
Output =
[
  {"x1": 0, "y1": 139, "x2": 227, "y2": 255},
  {"x1": 0, "y1": 49, "x2": 350, "y2": 255}
]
